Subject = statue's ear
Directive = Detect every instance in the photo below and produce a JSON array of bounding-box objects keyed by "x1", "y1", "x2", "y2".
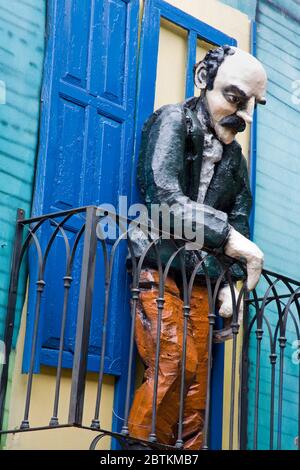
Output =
[{"x1": 194, "y1": 61, "x2": 207, "y2": 90}]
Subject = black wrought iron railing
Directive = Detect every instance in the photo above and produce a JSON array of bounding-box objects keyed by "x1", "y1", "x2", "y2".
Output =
[{"x1": 0, "y1": 206, "x2": 299, "y2": 450}]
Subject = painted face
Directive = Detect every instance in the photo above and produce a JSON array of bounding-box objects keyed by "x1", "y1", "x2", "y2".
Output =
[{"x1": 205, "y1": 48, "x2": 267, "y2": 144}]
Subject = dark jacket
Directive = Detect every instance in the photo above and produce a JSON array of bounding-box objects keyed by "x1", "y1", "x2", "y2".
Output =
[{"x1": 134, "y1": 97, "x2": 252, "y2": 281}]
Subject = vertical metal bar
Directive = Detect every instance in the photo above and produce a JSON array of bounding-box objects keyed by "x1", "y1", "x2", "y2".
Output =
[
  {"x1": 68, "y1": 207, "x2": 97, "y2": 425},
  {"x1": 277, "y1": 336, "x2": 286, "y2": 450},
  {"x1": 253, "y1": 328, "x2": 263, "y2": 449},
  {"x1": 239, "y1": 291, "x2": 250, "y2": 450},
  {"x1": 21, "y1": 223, "x2": 46, "y2": 429},
  {"x1": 202, "y1": 310, "x2": 216, "y2": 450},
  {"x1": 121, "y1": 286, "x2": 140, "y2": 435},
  {"x1": 50, "y1": 274, "x2": 72, "y2": 426},
  {"x1": 91, "y1": 242, "x2": 110, "y2": 430},
  {"x1": 269, "y1": 352, "x2": 277, "y2": 450},
  {"x1": 185, "y1": 29, "x2": 197, "y2": 99},
  {"x1": 229, "y1": 323, "x2": 239, "y2": 450},
  {"x1": 148, "y1": 295, "x2": 165, "y2": 443},
  {"x1": 0, "y1": 209, "x2": 25, "y2": 430},
  {"x1": 21, "y1": 274, "x2": 45, "y2": 429},
  {"x1": 175, "y1": 304, "x2": 190, "y2": 449}
]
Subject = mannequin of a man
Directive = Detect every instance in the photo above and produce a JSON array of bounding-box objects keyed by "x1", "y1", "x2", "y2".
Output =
[{"x1": 128, "y1": 46, "x2": 267, "y2": 449}]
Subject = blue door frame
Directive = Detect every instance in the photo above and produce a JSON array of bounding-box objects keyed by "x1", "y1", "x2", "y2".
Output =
[
  {"x1": 132, "y1": 0, "x2": 237, "y2": 450},
  {"x1": 249, "y1": 20, "x2": 258, "y2": 241}
]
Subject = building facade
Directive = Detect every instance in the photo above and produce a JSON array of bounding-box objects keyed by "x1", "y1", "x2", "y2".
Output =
[{"x1": 0, "y1": 0, "x2": 299, "y2": 450}]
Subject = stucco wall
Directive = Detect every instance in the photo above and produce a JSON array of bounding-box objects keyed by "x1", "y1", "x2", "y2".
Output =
[
  {"x1": 250, "y1": 0, "x2": 300, "y2": 450},
  {"x1": 0, "y1": 0, "x2": 45, "y2": 338}
]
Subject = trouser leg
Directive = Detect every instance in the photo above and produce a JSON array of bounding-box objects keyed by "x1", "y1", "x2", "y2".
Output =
[{"x1": 128, "y1": 268, "x2": 198, "y2": 445}]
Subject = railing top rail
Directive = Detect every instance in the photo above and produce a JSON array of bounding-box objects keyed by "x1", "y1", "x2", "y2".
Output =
[
  {"x1": 17, "y1": 206, "x2": 245, "y2": 269},
  {"x1": 18, "y1": 205, "x2": 95, "y2": 225},
  {"x1": 261, "y1": 268, "x2": 300, "y2": 287}
]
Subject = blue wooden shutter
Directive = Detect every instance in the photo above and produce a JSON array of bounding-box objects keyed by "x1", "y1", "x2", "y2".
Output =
[{"x1": 23, "y1": 0, "x2": 139, "y2": 373}]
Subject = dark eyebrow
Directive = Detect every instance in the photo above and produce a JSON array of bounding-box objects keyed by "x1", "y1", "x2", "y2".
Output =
[{"x1": 223, "y1": 85, "x2": 248, "y2": 99}]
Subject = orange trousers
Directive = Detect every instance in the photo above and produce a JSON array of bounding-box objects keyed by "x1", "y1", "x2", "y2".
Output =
[{"x1": 128, "y1": 268, "x2": 209, "y2": 450}]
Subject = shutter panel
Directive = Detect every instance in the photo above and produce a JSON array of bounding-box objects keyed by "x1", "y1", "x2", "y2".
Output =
[{"x1": 23, "y1": 0, "x2": 138, "y2": 373}]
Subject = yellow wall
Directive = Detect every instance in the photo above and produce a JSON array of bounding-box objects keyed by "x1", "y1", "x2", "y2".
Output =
[{"x1": 5, "y1": 0, "x2": 251, "y2": 450}]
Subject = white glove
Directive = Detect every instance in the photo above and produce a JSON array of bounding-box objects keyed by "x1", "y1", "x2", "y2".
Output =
[
  {"x1": 218, "y1": 284, "x2": 243, "y2": 324},
  {"x1": 224, "y1": 227, "x2": 264, "y2": 291}
]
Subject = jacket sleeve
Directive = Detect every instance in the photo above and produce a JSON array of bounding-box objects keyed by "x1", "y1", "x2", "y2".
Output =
[
  {"x1": 227, "y1": 152, "x2": 253, "y2": 280},
  {"x1": 228, "y1": 153, "x2": 252, "y2": 239},
  {"x1": 137, "y1": 104, "x2": 231, "y2": 251}
]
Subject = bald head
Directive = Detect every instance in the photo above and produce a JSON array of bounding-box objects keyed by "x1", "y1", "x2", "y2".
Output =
[
  {"x1": 216, "y1": 47, "x2": 267, "y2": 104},
  {"x1": 194, "y1": 46, "x2": 267, "y2": 144}
]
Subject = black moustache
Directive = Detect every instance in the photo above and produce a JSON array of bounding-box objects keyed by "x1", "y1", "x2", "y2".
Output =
[{"x1": 219, "y1": 114, "x2": 246, "y2": 133}]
